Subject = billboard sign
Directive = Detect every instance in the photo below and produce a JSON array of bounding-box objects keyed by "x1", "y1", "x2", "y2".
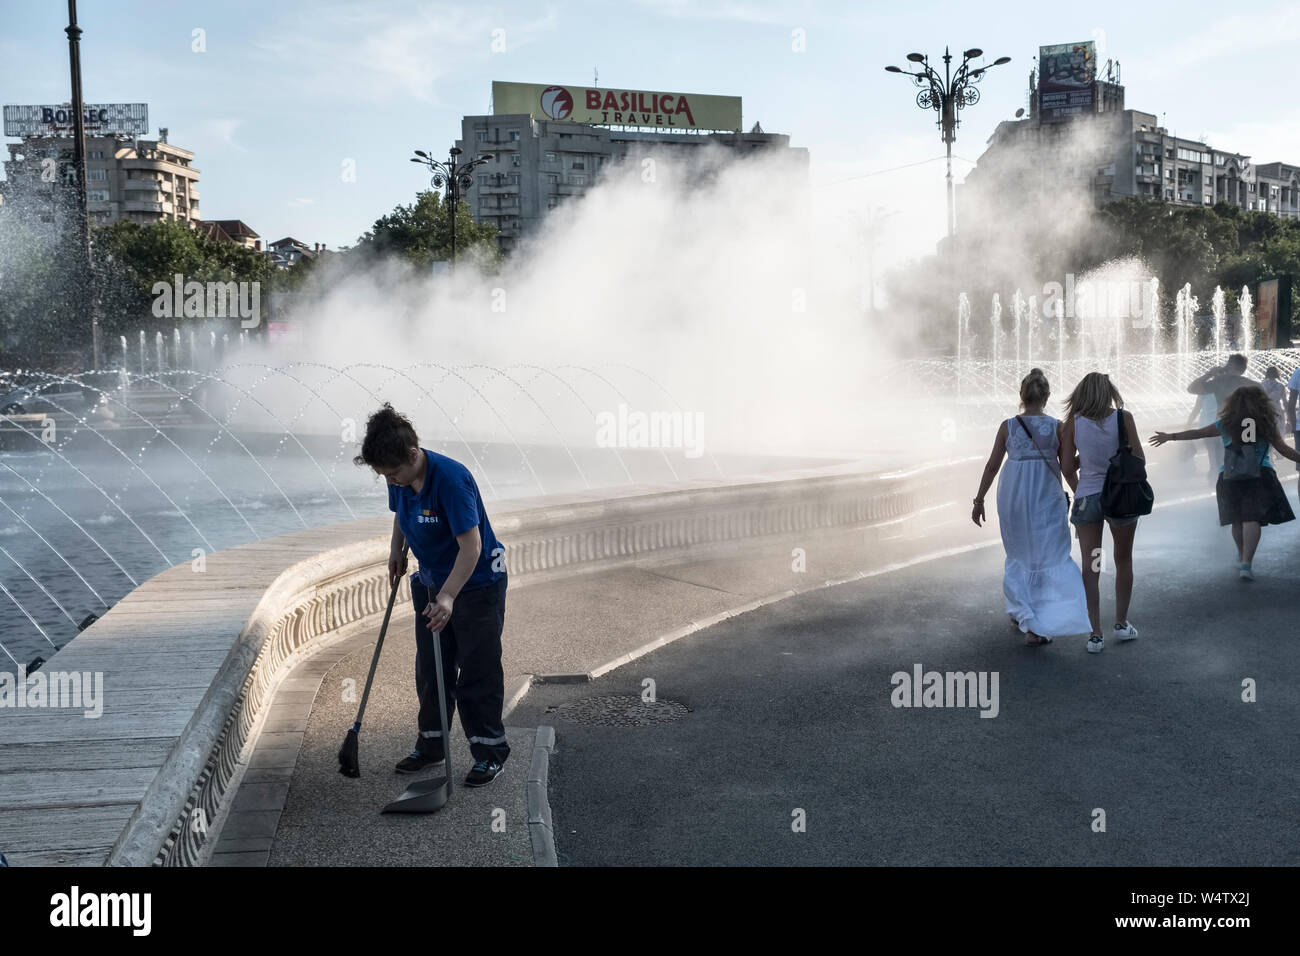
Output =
[
  {"x1": 493, "y1": 81, "x2": 741, "y2": 131},
  {"x1": 3, "y1": 103, "x2": 149, "y2": 138},
  {"x1": 1255, "y1": 277, "x2": 1294, "y2": 349},
  {"x1": 1038, "y1": 42, "x2": 1095, "y2": 123}
]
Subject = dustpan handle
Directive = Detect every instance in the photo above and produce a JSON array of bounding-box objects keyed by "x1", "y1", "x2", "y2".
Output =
[{"x1": 432, "y1": 626, "x2": 452, "y2": 790}]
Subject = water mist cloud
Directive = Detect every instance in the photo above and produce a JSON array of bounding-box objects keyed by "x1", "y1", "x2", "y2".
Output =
[{"x1": 267, "y1": 143, "x2": 896, "y2": 457}]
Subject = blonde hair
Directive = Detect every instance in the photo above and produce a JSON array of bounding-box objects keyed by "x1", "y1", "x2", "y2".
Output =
[
  {"x1": 1065, "y1": 371, "x2": 1124, "y2": 422},
  {"x1": 1020, "y1": 367, "x2": 1050, "y2": 410}
]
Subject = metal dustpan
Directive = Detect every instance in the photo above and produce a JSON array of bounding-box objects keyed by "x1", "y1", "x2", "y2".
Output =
[
  {"x1": 382, "y1": 627, "x2": 453, "y2": 814},
  {"x1": 382, "y1": 771, "x2": 450, "y2": 813}
]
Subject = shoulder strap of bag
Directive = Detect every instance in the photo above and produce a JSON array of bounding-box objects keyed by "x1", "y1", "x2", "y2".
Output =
[
  {"x1": 1114, "y1": 408, "x2": 1131, "y2": 453},
  {"x1": 1015, "y1": 415, "x2": 1066, "y2": 487}
]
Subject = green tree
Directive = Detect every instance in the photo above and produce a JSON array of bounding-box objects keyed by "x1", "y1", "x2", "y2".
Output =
[
  {"x1": 886, "y1": 197, "x2": 1300, "y2": 349},
  {"x1": 352, "y1": 190, "x2": 500, "y2": 269},
  {"x1": 93, "y1": 219, "x2": 276, "y2": 340}
]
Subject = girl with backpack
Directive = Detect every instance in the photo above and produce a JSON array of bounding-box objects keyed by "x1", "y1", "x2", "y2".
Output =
[
  {"x1": 1059, "y1": 373, "x2": 1145, "y2": 654},
  {"x1": 971, "y1": 369, "x2": 1090, "y2": 645},
  {"x1": 1150, "y1": 383, "x2": 1299, "y2": 580}
]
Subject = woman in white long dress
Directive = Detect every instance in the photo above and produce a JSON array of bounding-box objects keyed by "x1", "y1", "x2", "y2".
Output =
[{"x1": 972, "y1": 368, "x2": 1092, "y2": 645}]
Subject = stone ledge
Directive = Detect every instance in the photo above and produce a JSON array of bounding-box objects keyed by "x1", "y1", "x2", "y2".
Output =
[{"x1": 2, "y1": 457, "x2": 978, "y2": 867}]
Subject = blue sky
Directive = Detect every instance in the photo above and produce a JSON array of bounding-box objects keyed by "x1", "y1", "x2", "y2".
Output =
[{"x1": 4, "y1": 0, "x2": 1299, "y2": 257}]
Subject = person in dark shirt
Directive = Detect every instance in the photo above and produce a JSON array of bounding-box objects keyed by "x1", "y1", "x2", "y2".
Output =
[
  {"x1": 353, "y1": 404, "x2": 510, "y2": 788},
  {"x1": 1188, "y1": 354, "x2": 1254, "y2": 477},
  {"x1": 1189, "y1": 353, "x2": 1255, "y2": 408}
]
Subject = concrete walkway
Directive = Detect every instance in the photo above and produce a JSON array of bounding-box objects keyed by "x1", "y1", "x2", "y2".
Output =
[
  {"x1": 238, "y1": 460, "x2": 1298, "y2": 866},
  {"x1": 510, "y1": 480, "x2": 1300, "y2": 865},
  {"x1": 224, "y1": 486, "x2": 989, "y2": 865}
]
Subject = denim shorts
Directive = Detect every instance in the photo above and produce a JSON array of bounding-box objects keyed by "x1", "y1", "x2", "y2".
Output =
[{"x1": 1070, "y1": 492, "x2": 1140, "y2": 527}]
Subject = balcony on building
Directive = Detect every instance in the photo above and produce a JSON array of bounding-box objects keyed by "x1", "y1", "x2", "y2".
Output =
[
  {"x1": 124, "y1": 178, "x2": 163, "y2": 194},
  {"x1": 478, "y1": 175, "x2": 517, "y2": 194}
]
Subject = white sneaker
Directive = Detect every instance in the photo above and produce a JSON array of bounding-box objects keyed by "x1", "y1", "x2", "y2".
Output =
[
  {"x1": 1239, "y1": 565, "x2": 1255, "y2": 581},
  {"x1": 1087, "y1": 634, "x2": 1104, "y2": 654},
  {"x1": 1114, "y1": 621, "x2": 1139, "y2": 641}
]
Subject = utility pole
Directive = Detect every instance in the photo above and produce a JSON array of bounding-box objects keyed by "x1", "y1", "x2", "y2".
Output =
[
  {"x1": 65, "y1": 0, "x2": 99, "y2": 368},
  {"x1": 857, "y1": 207, "x2": 897, "y2": 321}
]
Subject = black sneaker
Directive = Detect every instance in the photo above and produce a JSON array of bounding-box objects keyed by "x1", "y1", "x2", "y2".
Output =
[
  {"x1": 464, "y1": 759, "x2": 504, "y2": 788},
  {"x1": 395, "y1": 750, "x2": 445, "y2": 774}
]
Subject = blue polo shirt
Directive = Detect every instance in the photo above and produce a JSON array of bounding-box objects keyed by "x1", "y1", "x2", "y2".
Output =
[{"x1": 388, "y1": 449, "x2": 505, "y2": 592}]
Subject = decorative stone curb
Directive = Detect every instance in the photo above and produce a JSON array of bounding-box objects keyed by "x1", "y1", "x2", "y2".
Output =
[
  {"x1": 112, "y1": 546, "x2": 413, "y2": 867},
  {"x1": 526, "y1": 726, "x2": 557, "y2": 867},
  {"x1": 5, "y1": 457, "x2": 978, "y2": 867}
]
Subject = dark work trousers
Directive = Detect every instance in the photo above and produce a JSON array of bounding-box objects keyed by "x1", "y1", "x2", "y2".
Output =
[{"x1": 411, "y1": 573, "x2": 510, "y2": 766}]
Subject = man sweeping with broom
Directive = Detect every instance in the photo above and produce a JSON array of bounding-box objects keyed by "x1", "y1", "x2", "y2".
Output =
[{"x1": 344, "y1": 403, "x2": 510, "y2": 788}]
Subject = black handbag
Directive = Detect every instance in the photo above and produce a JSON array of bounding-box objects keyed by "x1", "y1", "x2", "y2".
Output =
[{"x1": 1100, "y1": 410, "x2": 1154, "y2": 518}]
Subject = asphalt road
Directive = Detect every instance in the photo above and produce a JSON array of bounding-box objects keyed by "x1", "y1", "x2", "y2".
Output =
[{"x1": 510, "y1": 483, "x2": 1300, "y2": 866}]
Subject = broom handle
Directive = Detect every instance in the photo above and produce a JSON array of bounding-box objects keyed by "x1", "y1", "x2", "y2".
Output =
[
  {"x1": 354, "y1": 548, "x2": 407, "y2": 727},
  {"x1": 433, "y1": 624, "x2": 452, "y2": 790}
]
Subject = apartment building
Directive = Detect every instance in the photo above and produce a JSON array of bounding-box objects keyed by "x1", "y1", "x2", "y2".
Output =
[
  {"x1": 453, "y1": 82, "x2": 807, "y2": 253},
  {"x1": 2, "y1": 131, "x2": 200, "y2": 228},
  {"x1": 958, "y1": 48, "x2": 1300, "y2": 225}
]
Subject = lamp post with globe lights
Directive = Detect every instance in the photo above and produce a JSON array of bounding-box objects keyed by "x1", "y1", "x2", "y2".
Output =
[
  {"x1": 410, "y1": 146, "x2": 495, "y2": 267},
  {"x1": 885, "y1": 47, "x2": 1011, "y2": 238}
]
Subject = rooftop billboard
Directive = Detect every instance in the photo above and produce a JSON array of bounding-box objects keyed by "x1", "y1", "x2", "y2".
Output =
[
  {"x1": 3, "y1": 103, "x2": 149, "y2": 138},
  {"x1": 1038, "y1": 43, "x2": 1095, "y2": 123},
  {"x1": 492, "y1": 81, "x2": 741, "y2": 131}
]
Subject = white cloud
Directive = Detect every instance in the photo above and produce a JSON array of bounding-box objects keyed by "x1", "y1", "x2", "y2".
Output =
[{"x1": 251, "y1": 4, "x2": 559, "y2": 104}]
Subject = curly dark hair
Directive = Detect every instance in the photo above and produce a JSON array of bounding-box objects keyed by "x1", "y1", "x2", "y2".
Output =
[
  {"x1": 1220, "y1": 384, "x2": 1279, "y2": 447},
  {"x1": 352, "y1": 403, "x2": 419, "y2": 469}
]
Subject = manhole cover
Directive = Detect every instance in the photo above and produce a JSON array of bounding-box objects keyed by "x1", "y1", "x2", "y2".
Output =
[{"x1": 550, "y1": 695, "x2": 690, "y2": 726}]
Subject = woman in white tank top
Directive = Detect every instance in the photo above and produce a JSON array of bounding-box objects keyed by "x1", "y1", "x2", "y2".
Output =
[{"x1": 1059, "y1": 372, "x2": 1145, "y2": 655}]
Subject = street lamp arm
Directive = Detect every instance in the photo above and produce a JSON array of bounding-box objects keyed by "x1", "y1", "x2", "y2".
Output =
[{"x1": 884, "y1": 44, "x2": 1003, "y2": 238}]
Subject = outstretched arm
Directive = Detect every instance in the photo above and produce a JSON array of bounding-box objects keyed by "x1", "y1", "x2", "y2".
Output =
[
  {"x1": 1270, "y1": 434, "x2": 1300, "y2": 464},
  {"x1": 972, "y1": 422, "x2": 1008, "y2": 526},
  {"x1": 1149, "y1": 423, "x2": 1220, "y2": 446}
]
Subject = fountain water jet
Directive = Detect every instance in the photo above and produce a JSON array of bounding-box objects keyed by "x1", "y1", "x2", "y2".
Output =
[
  {"x1": 990, "y1": 293, "x2": 1002, "y2": 398},
  {"x1": 1240, "y1": 285, "x2": 1254, "y2": 353}
]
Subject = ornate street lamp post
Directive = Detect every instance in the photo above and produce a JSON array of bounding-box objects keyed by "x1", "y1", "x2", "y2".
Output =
[
  {"x1": 886, "y1": 47, "x2": 1010, "y2": 238},
  {"x1": 410, "y1": 146, "x2": 494, "y2": 267}
]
